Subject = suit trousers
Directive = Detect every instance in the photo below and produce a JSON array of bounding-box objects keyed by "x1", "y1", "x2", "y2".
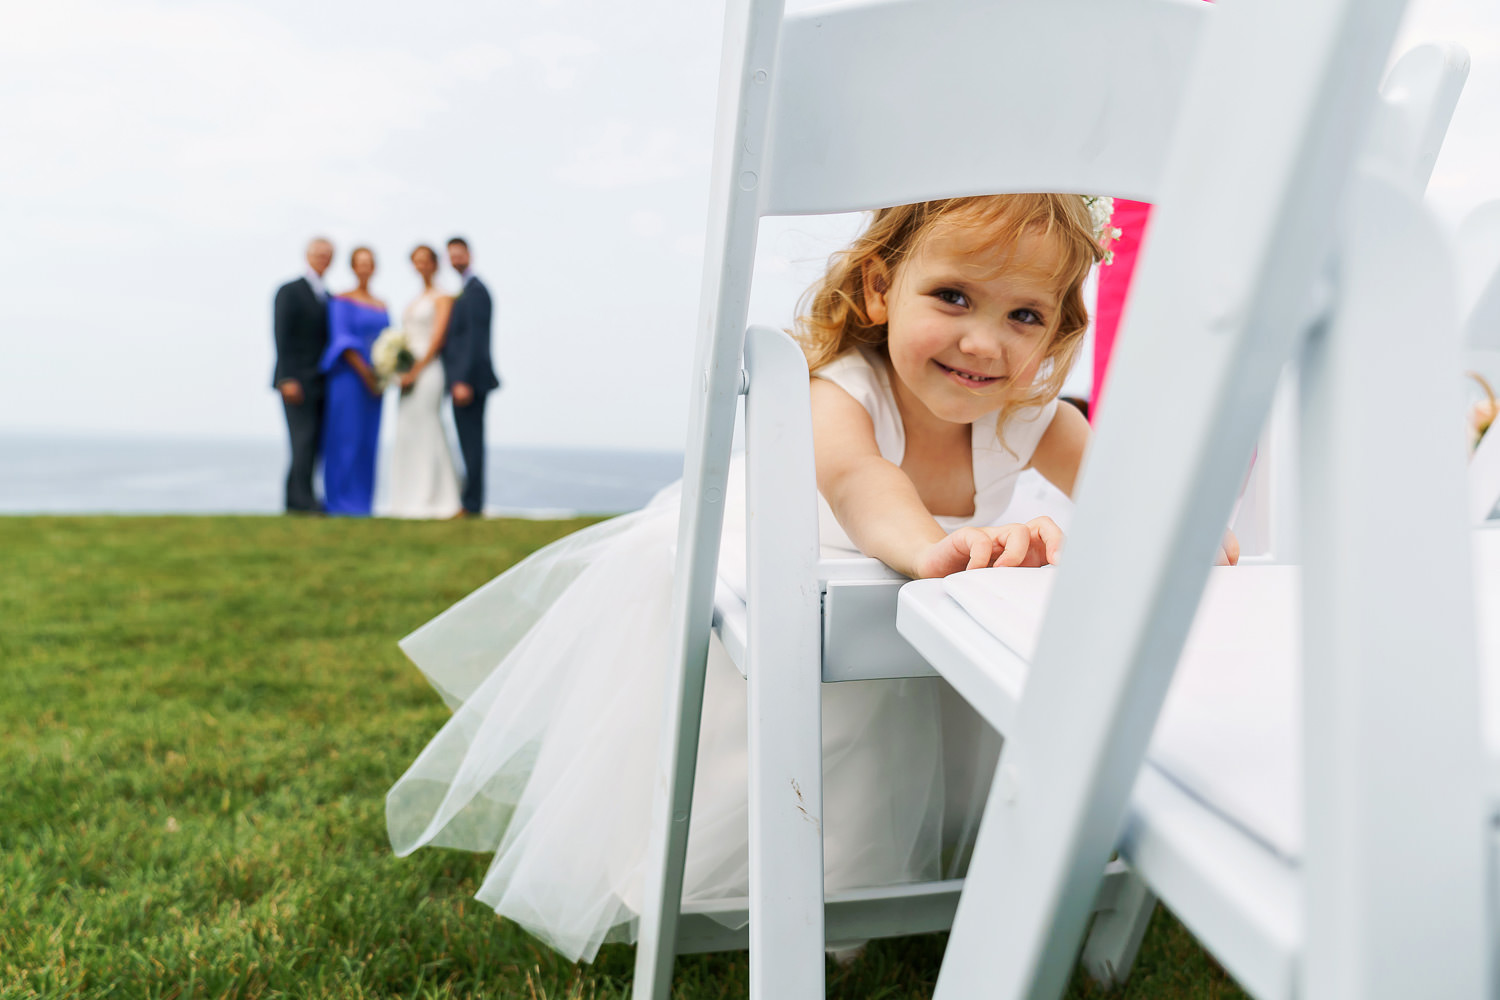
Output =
[
  {"x1": 453, "y1": 392, "x2": 488, "y2": 514},
  {"x1": 282, "y1": 394, "x2": 325, "y2": 512}
]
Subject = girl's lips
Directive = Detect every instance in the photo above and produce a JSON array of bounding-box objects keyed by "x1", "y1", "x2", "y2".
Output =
[{"x1": 935, "y1": 360, "x2": 1004, "y2": 386}]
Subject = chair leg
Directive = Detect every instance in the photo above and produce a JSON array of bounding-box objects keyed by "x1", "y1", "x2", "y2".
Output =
[
  {"x1": 1079, "y1": 863, "x2": 1155, "y2": 989},
  {"x1": 746, "y1": 668, "x2": 826, "y2": 999},
  {"x1": 745, "y1": 324, "x2": 828, "y2": 998},
  {"x1": 632, "y1": 644, "x2": 714, "y2": 1000},
  {"x1": 1297, "y1": 169, "x2": 1488, "y2": 999}
]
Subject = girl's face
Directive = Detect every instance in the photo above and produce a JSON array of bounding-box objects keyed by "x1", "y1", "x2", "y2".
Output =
[
  {"x1": 352, "y1": 250, "x2": 376, "y2": 282},
  {"x1": 866, "y1": 225, "x2": 1065, "y2": 426},
  {"x1": 412, "y1": 250, "x2": 437, "y2": 280}
]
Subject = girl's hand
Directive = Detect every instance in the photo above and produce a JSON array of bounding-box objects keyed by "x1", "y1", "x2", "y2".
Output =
[
  {"x1": 913, "y1": 517, "x2": 1064, "y2": 579},
  {"x1": 399, "y1": 365, "x2": 422, "y2": 390},
  {"x1": 1217, "y1": 528, "x2": 1241, "y2": 566},
  {"x1": 362, "y1": 371, "x2": 382, "y2": 396}
]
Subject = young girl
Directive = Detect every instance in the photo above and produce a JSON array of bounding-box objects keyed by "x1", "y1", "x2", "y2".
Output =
[{"x1": 386, "y1": 193, "x2": 1174, "y2": 963}]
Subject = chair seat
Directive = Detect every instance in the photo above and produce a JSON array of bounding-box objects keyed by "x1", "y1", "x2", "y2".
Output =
[
  {"x1": 897, "y1": 526, "x2": 1500, "y2": 999},
  {"x1": 905, "y1": 526, "x2": 1500, "y2": 860},
  {"x1": 940, "y1": 564, "x2": 1307, "y2": 858}
]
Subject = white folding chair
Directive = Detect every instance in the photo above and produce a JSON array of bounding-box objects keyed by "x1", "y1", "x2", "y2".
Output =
[
  {"x1": 897, "y1": 2, "x2": 1490, "y2": 998},
  {"x1": 631, "y1": 0, "x2": 1214, "y2": 996},
  {"x1": 899, "y1": 211, "x2": 1500, "y2": 998}
]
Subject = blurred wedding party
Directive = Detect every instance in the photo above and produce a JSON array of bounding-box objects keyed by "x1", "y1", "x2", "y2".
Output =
[{"x1": 272, "y1": 237, "x2": 497, "y2": 519}]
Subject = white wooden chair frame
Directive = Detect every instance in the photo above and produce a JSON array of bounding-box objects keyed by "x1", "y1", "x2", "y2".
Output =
[
  {"x1": 632, "y1": 0, "x2": 1214, "y2": 996},
  {"x1": 900, "y1": 219, "x2": 1500, "y2": 998},
  {"x1": 898, "y1": 221, "x2": 1500, "y2": 997},
  {"x1": 895, "y1": 3, "x2": 1489, "y2": 998}
]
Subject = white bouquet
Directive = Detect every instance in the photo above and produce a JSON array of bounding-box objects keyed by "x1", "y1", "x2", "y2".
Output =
[{"x1": 372, "y1": 328, "x2": 416, "y2": 389}]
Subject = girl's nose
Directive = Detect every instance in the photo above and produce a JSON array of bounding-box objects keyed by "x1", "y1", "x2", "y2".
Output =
[{"x1": 958, "y1": 322, "x2": 1007, "y2": 361}]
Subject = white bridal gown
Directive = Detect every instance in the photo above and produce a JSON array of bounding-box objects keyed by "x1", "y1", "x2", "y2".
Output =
[
  {"x1": 386, "y1": 290, "x2": 462, "y2": 519},
  {"x1": 386, "y1": 347, "x2": 1059, "y2": 962}
]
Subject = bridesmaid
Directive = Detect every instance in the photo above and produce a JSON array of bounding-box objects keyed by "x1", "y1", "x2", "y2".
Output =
[{"x1": 319, "y1": 246, "x2": 389, "y2": 516}]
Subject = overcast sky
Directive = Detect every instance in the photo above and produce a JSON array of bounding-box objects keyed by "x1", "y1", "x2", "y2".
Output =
[{"x1": 2, "y1": 0, "x2": 1496, "y2": 451}]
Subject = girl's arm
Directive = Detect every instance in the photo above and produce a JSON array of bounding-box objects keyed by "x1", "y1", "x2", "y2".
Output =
[
  {"x1": 813, "y1": 380, "x2": 1059, "y2": 578},
  {"x1": 1027, "y1": 401, "x2": 1091, "y2": 497}
]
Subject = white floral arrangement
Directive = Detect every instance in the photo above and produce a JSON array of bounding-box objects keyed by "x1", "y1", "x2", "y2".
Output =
[
  {"x1": 372, "y1": 328, "x2": 416, "y2": 388},
  {"x1": 1083, "y1": 195, "x2": 1123, "y2": 265}
]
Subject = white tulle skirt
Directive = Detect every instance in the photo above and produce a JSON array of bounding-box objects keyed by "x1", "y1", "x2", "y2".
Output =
[{"x1": 386, "y1": 483, "x2": 999, "y2": 963}]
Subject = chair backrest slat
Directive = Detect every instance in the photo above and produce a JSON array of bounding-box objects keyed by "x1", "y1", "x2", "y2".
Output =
[
  {"x1": 762, "y1": 0, "x2": 1207, "y2": 216},
  {"x1": 1362, "y1": 42, "x2": 1469, "y2": 195}
]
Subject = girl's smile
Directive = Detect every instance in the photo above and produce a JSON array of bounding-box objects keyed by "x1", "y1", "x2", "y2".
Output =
[
  {"x1": 864, "y1": 226, "x2": 1066, "y2": 427},
  {"x1": 934, "y1": 359, "x2": 1006, "y2": 388}
]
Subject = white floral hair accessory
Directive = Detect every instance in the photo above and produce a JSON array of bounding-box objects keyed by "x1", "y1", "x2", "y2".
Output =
[{"x1": 1083, "y1": 195, "x2": 1122, "y2": 264}]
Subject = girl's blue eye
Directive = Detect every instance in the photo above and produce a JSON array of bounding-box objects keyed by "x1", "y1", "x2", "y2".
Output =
[
  {"x1": 1011, "y1": 308, "x2": 1044, "y2": 326},
  {"x1": 935, "y1": 288, "x2": 968, "y2": 307}
]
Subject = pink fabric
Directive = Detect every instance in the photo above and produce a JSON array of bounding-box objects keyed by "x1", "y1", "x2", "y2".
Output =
[
  {"x1": 1090, "y1": 198, "x2": 1153, "y2": 423},
  {"x1": 1090, "y1": 0, "x2": 1214, "y2": 423}
]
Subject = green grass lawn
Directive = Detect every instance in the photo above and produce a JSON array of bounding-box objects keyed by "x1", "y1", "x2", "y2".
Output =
[{"x1": 0, "y1": 515, "x2": 1249, "y2": 999}]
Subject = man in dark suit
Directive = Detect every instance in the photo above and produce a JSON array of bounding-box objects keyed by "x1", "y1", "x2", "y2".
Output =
[
  {"x1": 443, "y1": 237, "x2": 501, "y2": 516},
  {"x1": 272, "y1": 237, "x2": 333, "y2": 513}
]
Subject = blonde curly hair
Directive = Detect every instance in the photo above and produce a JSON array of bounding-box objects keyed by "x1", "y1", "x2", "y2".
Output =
[{"x1": 797, "y1": 194, "x2": 1104, "y2": 441}]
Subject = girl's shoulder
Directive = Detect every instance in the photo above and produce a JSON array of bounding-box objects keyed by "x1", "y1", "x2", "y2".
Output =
[
  {"x1": 812, "y1": 346, "x2": 886, "y2": 397},
  {"x1": 812, "y1": 346, "x2": 900, "y2": 434}
]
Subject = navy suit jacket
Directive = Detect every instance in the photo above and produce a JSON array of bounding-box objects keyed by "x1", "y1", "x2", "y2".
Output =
[
  {"x1": 443, "y1": 275, "x2": 500, "y2": 394},
  {"x1": 272, "y1": 277, "x2": 329, "y2": 399}
]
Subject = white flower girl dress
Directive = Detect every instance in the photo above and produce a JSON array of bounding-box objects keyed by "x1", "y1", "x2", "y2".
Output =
[{"x1": 386, "y1": 347, "x2": 1058, "y2": 962}]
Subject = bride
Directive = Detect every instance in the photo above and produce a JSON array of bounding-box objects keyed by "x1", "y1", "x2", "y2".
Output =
[{"x1": 387, "y1": 245, "x2": 463, "y2": 519}]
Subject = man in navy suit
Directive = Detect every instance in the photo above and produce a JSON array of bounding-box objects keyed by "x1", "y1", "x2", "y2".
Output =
[
  {"x1": 444, "y1": 237, "x2": 501, "y2": 516},
  {"x1": 272, "y1": 237, "x2": 333, "y2": 513}
]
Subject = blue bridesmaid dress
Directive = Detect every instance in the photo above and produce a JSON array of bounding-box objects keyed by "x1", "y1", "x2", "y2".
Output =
[{"x1": 320, "y1": 297, "x2": 389, "y2": 516}]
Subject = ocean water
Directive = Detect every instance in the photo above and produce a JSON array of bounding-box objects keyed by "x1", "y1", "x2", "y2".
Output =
[{"x1": 0, "y1": 435, "x2": 684, "y2": 517}]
